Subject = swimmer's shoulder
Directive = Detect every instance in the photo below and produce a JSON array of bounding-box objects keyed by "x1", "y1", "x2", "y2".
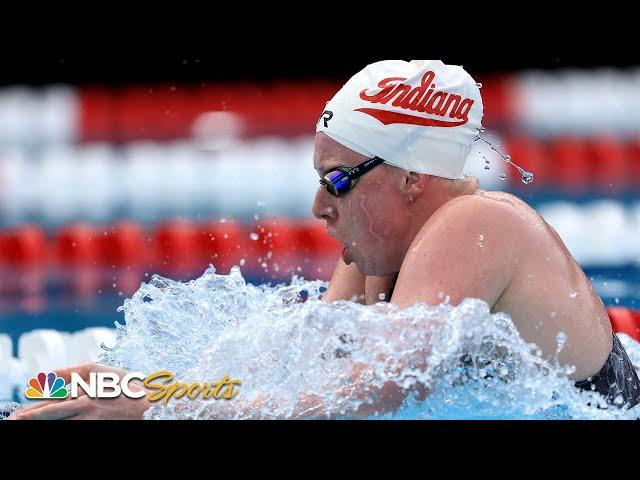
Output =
[
  {"x1": 473, "y1": 190, "x2": 550, "y2": 234},
  {"x1": 396, "y1": 190, "x2": 525, "y2": 307},
  {"x1": 409, "y1": 190, "x2": 544, "y2": 263},
  {"x1": 468, "y1": 189, "x2": 537, "y2": 213},
  {"x1": 428, "y1": 190, "x2": 537, "y2": 232}
]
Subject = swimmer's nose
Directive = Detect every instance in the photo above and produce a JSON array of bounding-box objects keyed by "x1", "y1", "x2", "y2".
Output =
[{"x1": 312, "y1": 187, "x2": 338, "y2": 221}]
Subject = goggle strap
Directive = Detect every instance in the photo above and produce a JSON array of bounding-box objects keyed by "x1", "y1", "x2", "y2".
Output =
[{"x1": 343, "y1": 156, "x2": 385, "y2": 183}]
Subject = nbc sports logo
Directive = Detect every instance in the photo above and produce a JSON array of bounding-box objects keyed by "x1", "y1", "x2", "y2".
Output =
[
  {"x1": 25, "y1": 372, "x2": 69, "y2": 400},
  {"x1": 22, "y1": 369, "x2": 241, "y2": 403}
]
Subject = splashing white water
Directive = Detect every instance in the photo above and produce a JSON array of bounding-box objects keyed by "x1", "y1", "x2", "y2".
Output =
[{"x1": 98, "y1": 266, "x2": 640, "y2": 420}]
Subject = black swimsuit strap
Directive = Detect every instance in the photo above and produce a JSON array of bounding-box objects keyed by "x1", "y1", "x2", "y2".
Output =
[
  {"x1": 575, "y1": 333, "x2": 640, "y2": 409},
  {"x1": 386, "y1": 273, "x2": 399, "y2": 302}
]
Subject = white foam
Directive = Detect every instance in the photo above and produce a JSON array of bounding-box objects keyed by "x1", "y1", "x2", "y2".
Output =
[{"x1": 98, "y1": 266, "x2": 640, "y2": 419}]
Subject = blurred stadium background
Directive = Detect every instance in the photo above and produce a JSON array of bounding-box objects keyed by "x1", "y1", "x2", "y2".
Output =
[{"x1": 1, "y1": 56, "x2": 639, "y2": 401}]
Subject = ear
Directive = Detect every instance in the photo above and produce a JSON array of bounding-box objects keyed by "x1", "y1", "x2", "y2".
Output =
[{"x1": 403, "y1": 172, "x2": 426, "y2": 202}]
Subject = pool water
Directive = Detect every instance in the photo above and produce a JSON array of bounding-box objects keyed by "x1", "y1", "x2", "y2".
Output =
[{"x1": 2, "y1": 264, "x2": 639, "y2": 419}]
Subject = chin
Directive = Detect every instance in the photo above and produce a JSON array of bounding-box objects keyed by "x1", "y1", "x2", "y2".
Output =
[
  {"x1": 355, "y1": 259, "x2": 394, "y2": 277},
  {"x1": 354, "y1": 261, "x2": 369, "y2": 275},
  {"x1": 350, "y1": 254, "x2": 370, "y2": 275}
]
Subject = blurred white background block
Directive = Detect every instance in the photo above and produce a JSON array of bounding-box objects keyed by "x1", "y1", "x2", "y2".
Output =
[
  {"x1": 0, "y1": 334, "x2": 11, "y2": 362},
  {"x1": 66, "y1": 328, "x2": 116, "y2": 366},
  {"x1": 18, "y1": 329, "x2": 69, "y2": 374}
]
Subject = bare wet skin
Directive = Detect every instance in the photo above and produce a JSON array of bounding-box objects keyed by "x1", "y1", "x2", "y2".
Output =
[
  {"x1": 358, "y1": 194, "x2": 383, "y2": 243},
  {"x1": 326, "y1": 189, "x2": 612, "y2": 381},
  {"x1": 313, "y1": 132, "x2": 612, "y2": 382},
  {"x1": 472, "y1": 190, "x2": 612, "y2": 380}
]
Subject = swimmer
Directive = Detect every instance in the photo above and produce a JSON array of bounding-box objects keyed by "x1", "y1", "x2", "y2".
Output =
[
  {"x1": 11, "y1": 60, "x2": 639, "y2": 419},
  {"x1": 314, "y1": 60, "x2": 639, "y2": 410}
]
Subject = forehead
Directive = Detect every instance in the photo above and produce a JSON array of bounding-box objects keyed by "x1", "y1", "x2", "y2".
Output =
[{"x1": 313, "y1": 133, "x2": 368, "y2": 172}]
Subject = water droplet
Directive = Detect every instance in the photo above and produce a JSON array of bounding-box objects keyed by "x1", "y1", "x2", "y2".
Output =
[
  {"x1": 521, "y1": 172, "x2": 534, "y2": 184},
  {"x1": 378, "y1": 293, "x2": 386, "y2": 301},
  {"x1": 254, "y1": 214, "x2": 260, "y2": 221},
  {"x1": 249, "y1": 233, "x2": 259, "y2": 241},
  {"x1": 556, "y1": 331, "x2": 567, "y2": 354},
  {"x1": 569, "y1": 291, "x2": 577, "y2": 298},
  {"x1": 614, "y1": 297, "x2": 620, "y2": 304},
  {"x1": 484, "y1": 166, "x2": 490, "y2": 170},
  {"x1": 239, "y1": 258, "x2": 246, "y2": 266},
  {"x1": 499, "y1": 174, "x2": 507, "y2": 180},
  {"x1": 476, "y1": 82, "x2": 483, "y2": 88}
]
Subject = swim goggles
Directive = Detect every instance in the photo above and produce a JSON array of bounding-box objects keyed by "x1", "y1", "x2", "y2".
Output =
[{"x1": 319, "y1": 156, "x2": 385, "y2": 197}]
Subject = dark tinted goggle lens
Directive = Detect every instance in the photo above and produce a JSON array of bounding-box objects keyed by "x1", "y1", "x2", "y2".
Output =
[
  {"x1": 318, "y1": 157, "x2": 385, "y2": 197},
  {"x1": 321, "y1": 168, "x2": 352, "y2": 197}
]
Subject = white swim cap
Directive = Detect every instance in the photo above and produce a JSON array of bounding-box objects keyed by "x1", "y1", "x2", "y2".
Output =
[{"x1": 316, "y1": 60, "x2": 483, "y2": 179}]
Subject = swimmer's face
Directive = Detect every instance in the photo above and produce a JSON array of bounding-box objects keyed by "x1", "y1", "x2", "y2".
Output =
[{"x1": 312, "y1": 133, "x2": 414, "y2": 275}]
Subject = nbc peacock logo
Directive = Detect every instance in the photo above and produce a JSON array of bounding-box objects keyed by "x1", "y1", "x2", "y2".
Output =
[{"x1": 25, "y1": 372, "x2": 69, "y2": 400}]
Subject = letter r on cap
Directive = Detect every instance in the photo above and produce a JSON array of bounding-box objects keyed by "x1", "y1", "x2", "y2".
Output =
[{"x1": 320, "y1": 110, "x2": 333, "y2": 128}]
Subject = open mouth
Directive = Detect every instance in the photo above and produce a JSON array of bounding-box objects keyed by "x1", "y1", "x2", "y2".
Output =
[
  {"x1": 341, "y1": 247, "x2": 352, "y2": 265},
  {"x1": 341, "y1": 245, "x2": 354, "y2": 265},
  {"x1": 325, "y1": 227, "x2": 354, "y2": 265}
]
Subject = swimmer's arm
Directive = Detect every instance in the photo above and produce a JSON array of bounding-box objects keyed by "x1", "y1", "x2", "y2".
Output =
[
  {"x1": 299, "y1": 368, "x2": 428, "y2": 419},
  {"x1": 322, "y1": 258, "x2": 398, "y2": 304},
  {"x1": 391, "y1": 198, "x2": 516, "y2": 309},
  {"x1": 194, "y1": 372, "x2": 423, "y2": 419},
  {"x1": 9, "y1": 363, "x2": 151, "y2": 420},
  {"x1": 321, "y1": 257, "x2": 366, "y2": 303}
]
